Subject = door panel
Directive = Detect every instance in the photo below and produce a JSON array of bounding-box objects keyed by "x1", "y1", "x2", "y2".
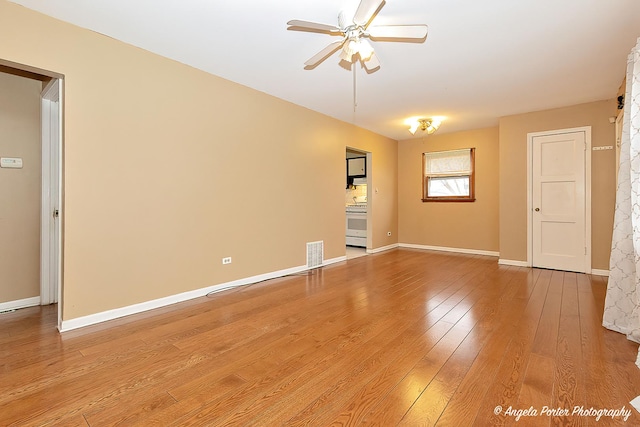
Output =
[
  {"x1": 540, "y1": 181, "x2": 575, "y2": 215},
  {"x1": 532, "y1": 131, "x2": 586, "y2": 273}
]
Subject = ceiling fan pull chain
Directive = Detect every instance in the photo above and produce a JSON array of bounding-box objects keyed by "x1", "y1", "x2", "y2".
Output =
[{"x1": 353, "y1": 63, "x2": 357, "y2": 113}]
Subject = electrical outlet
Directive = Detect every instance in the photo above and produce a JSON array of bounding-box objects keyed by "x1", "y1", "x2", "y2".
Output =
[
  {"x1": 387, "y1": 231, "x2": 392, "y2": 236},
  {"x1": 222, "y1": 257, "x2": 232, "y2": 265}
]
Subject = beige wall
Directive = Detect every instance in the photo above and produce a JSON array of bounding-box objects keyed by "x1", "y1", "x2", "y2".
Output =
[
  {"x1": 499, "y1": 100, "x2": 617, "y2": 269},
  {"x1": 0, "y1": 1, "x2": 398, "y2": 320},
  {"x1": 0, "y1": 72, "x2": 41, "y2": 303},
  {"x1": 0, "y1": 0, "x2": 620, "y2": 324},
  {"x1": 398, "y1": 127, "x2": 499, "y2": 252}
]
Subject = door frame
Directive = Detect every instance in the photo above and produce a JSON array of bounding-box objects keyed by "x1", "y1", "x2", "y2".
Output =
[
  {"x1": 365, "y1": 151, "x2": 372, "y2": 250},
  {"x1": 40, "y1": 78, "x2": 63, "y2": 329},
  {"x1": 345, "y1": 147, "x2": 372, "y2": 251},
  {"x1": 0, "y1": 58, "x2": 64, "y2": 329},
  {"x1": 526, "y1": 126, "x2": 592, "y2": 273}
]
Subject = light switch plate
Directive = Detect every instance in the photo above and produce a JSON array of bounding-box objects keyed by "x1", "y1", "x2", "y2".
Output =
[{"x1": 0, "y1": 157, "x2": 23, "y2": 168}]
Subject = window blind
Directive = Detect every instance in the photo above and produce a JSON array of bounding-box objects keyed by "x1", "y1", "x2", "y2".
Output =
[{"x1": 424, "y1": 149, "x2": 472, "y2": 176}]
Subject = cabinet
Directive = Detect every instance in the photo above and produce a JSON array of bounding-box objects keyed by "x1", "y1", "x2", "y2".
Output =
[{"x1": 347, "y1": 157, "x2": 366, "y2": 177}]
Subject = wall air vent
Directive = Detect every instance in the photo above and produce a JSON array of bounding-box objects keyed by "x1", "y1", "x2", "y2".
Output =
[{"x1": 306, "y1": 241, "x2": 324, "y2": 269}]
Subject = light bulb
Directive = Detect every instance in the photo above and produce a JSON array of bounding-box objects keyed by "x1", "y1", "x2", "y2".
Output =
[
  {"x1": 358, "y1": 39, "x2": 374, "y2": 60},
  {"x1": 426, "y1": 120, "x2": 441, "y2": 134},
  {"x1": 408, "y1": 118, "x2": 442, "y2": 135},
  {"x1": 339, "y1": 39, "x2": 357, "y2": 62}
]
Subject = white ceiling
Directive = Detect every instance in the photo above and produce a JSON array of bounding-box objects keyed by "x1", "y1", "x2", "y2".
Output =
[{"x1": 9, "y1": 0, "x2": 640, "y2": 140}]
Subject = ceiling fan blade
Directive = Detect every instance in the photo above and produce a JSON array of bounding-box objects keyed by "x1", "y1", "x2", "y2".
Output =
[
  {"x1": 352, "y1": 0, "x2": 384, "y2": 26},
  {"x1": 368, "y1": 25, "x2": 428, "y2": 40},
  {"x1": 363, "y1": 52, "x2": 381, "y2": 71},
  {"x1": 287, "y1": 20, "x2": 342, "y2": 33},
  {"x1": 304, "y1": 40, "x2": 345, "y2": 67}
]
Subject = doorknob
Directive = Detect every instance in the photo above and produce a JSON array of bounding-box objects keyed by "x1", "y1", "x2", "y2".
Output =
[{"x1": 535, "y1": 208, "x2": 540, "y2": 212}]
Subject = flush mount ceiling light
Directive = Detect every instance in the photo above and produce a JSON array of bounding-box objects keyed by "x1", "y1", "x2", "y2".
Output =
[{"x1": 409, "y1": 118, "x2": 441, "y2": 135}]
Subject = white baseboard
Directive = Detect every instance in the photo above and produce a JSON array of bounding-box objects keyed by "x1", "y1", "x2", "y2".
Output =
[
  {"x1": 322, "y1": 256, "x2": 346, "y2": 266},
  {"x1": 400, "y1": 243, "x2": 499, "y2": 257},
  {"x1": 0, "y1": 296, "x2": 40, "y2": 312},
  {"x1": 496, "y1": 261, "x2": 609, "y2": 275},
  {"x1": 498, "y1": 259, "x2": 531, "y2": 267},
  {"x1": 367, "y1": 243, "x2": 399, "y2": 254},
  {"x1": 61, "y1": 258, "x2": 343, "y2": 332}
]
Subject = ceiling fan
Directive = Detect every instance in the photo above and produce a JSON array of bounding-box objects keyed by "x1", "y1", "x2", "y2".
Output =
[{"x1": 287, "y1": 0, "x2": 428, "y2": 71}]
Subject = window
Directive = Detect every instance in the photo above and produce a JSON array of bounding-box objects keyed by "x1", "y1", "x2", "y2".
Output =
[{"x1": 422, "y1": 148, "x2": 475, "y2": 202}]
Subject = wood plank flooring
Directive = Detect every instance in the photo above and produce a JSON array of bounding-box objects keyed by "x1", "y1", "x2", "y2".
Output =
[{"x1": 2, "y1": 249, "x2": 640, "y2": 426}]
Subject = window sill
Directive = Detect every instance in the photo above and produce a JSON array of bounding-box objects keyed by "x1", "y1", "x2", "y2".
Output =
[{"x1": 422, "y1": 197, "x2": 476, "y2": 203}]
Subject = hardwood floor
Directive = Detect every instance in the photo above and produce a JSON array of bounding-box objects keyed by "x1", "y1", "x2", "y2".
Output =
[{"x1": 2, "y1": 248, "x2": 640, "y2": 426}]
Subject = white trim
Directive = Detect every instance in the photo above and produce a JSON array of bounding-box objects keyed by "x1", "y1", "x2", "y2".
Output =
[
  {"x1": 323, "y1": 255, "x2": 347, "y2": 266},
  {"x1": 59, "y1": 257, "x2": 344, "y2": 332},
  {"x1": 527, "y1": 131, "x2": 532, "y2": 267},
  {"x1": 366, "y1": 152, "x2": 373, "y2": 251},
  {"x1": 55, "y1": 79, "x2": 63, "y2": 330},
  {"x1": 591, "y1": 269, "x2": 610, "y2": 277},
  {"x1": 40, "y1": 85, "x2": 53, "y2": 305},
  {"x1": 42, "y1": 78, "x2": 59, "y2": 100},
  {"x1": 527, "y1": 127, "x2": 592, "y2": 273},
  {"x1": 399, "y1": 243, "x2": 499, "y2": 257},
  {"x1": 367, "y1": 243, "x2": 400, "y2": 254},
  {"x1": 498, "y1": 259, "x2": 531, "y2": 267},
  {"x1": 40, "y1": 90, "x2": 52, "y2": 305},
  {"x1": 40, "y1": 78, "x2": 63, "y2": 331},
  {"x1": 0, "y1": 296, "x2": 40, "y2": 312},
  {"x1": 585, "y1": 128, "x2": 592, "y2": 273}
]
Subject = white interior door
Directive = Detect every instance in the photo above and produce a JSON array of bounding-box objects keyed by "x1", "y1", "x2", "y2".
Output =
[
  {"x1": 41, "y1": 79, "x2": 61, "y2": 310},
  {"x1": 531, "y1": 130, "x2": 588, "y2": 273}
]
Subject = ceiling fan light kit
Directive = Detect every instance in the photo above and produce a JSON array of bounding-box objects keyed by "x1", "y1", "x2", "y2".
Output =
[
  {"x1": 338, "y1": 38, "x2": 374, "y2": 62},
  {"x1": 287, "y1": 0, "x2": 428, "y2": 71}
]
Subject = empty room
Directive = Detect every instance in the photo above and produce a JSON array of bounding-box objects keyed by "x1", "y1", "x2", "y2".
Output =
[{"x1": 2, "y1": 0, "x2": 640, "y2": 425}]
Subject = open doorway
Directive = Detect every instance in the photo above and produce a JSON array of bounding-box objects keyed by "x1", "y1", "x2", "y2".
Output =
[
  {"x1": 0, "y1": 60, "x2": 63, "y2": 329},
  {"x1": 345, "y1": 147, "x2": 371, "y2": 259}
]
